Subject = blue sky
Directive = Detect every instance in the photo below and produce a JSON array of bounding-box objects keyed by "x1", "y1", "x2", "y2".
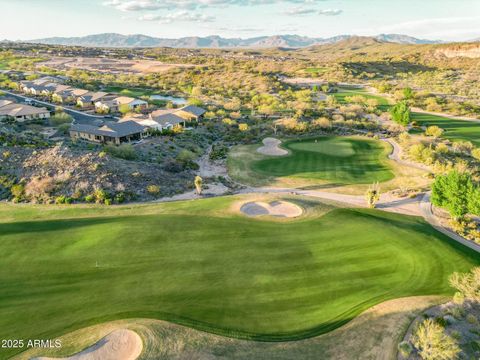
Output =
[{"x1": 1, "y1": 0, "x2": 479, "y2": 41}]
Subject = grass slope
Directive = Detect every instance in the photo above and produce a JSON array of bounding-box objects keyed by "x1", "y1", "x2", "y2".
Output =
[
  {"x1": 412, "y1": 112, "x2": 480, "y2": 147},
  {"x1": 1, "y1": 197, "x2": 480, "y2": 358},
  {"x1": 251, "y1": 136, "x2": 394, "y2": 185}
]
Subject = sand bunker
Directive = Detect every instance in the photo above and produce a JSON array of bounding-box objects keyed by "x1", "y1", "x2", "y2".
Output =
[
  {"x1": 257, "y1": 138, "x2": 288, "y2": 156},
  {"x1": 34, "y1": 329, "x2": 142, "y2": 360},
  {"x1": 240, "y1": 201, "x2": 303, "y2": 218}
]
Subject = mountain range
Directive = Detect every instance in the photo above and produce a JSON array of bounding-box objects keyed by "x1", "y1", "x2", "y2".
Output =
[{"x1": 25, "y1": 33, "x2": 445, "y2": 48}]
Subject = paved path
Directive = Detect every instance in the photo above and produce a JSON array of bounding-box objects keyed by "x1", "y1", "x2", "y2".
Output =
[{"x1": 382, "y1": 138, "x2": 430, "y2": 171}]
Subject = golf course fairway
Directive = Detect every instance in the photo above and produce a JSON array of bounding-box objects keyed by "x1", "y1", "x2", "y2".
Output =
[
  {"x1": 251, "y1": 136, "x2": 394, "y2": 184},
  {"x1": 1, "y1": 196, "x2": 479, "y2": 358}
]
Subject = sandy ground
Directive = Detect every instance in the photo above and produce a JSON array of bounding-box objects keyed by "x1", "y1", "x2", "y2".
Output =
[
  {"x1": 240, "y1": 200, "x2": 303, "y2": 218},
  {"x1": 37, "y1": 57, "x2": 195, "y2": 74},
  {"x1": 33, "y1": 329, "x2": 142, "y2": 360},
  {"x1": 256, "y1": 138, "x2": 288, "y2": 156}
]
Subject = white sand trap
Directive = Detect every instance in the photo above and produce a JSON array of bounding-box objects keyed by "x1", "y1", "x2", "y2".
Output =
[
  {"x1": 33, "y1": 329, "x2": 142, "y2": 360},
  {"x1": 257, "y1": 138, "x2": 288, "y2": 156},
  {"x1": 240, "y1": 201, "x2": 303, "y2": 218}
]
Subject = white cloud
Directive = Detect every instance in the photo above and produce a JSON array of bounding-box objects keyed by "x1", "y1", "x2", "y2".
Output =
[
  {"x1": 318, "y1": 9, "x2": 342, "y2": 16},
  {"x1": 283, "y1": 6, "x2": 314, "y2": 16},
  {"x1": 138, "y1": 11, "x2": 215, "y2": 24},
  {"x1": 104, "y1": 0, "x2": 331, "y2": 12}
]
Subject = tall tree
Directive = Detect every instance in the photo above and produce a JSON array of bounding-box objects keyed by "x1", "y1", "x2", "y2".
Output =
[{"x1": 390, "y1": 101, "x2": 411, "y2": 126}]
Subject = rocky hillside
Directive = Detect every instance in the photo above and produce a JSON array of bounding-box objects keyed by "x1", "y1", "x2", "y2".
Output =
[{"x1": 0, "y1": 145, "x2": 193, "y2": 203}]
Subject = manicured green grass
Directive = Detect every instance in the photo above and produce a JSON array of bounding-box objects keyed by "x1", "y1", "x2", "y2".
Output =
[
  {"x1": 412, "y1": 112, "x2": 480, "y2": 147},
  {"x1": 333, "y1": 88, "x2": 391, "y2": 111},
  {"x1": 251, "y1": 136, "x2": 395, "y2": 185},
  {"x1": 1, "y1": 197, "x2": 479, "y2": 358},
  {"x1": 103, "y1": 86, "x2": 154, "y2": 98}
]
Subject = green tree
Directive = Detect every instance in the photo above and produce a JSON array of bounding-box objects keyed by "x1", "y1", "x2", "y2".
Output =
[
  {"x1": 411, "y1": 319, "x2": 460, "y2": 360},
  {"x1": 390, "y1": 101, "x2": 411, "y2": 126},
  {"x1": 431, "y1": 170, "x2": 475, "y2": 218}
]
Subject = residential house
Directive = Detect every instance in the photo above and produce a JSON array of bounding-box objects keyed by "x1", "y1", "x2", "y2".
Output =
[
  {"x1": 174, "y1": 105, "x2": 206, "y2": 122},
  {"x1": 0, "y1": 103, "x2": 50, "y2": 121},
  {"x1": 70, "y1": 121, "x2": 147, "y2": 144},
  {"x1": 132, "y1": 110, "x2": 185, "y2": 131},
  {"x1": 95, "y1": 96, "x2": 148, "y2": 113},
  {"x1": 76, "y1": 92, "x2": 111, "y2": 108},
  {"x1": 53, "y1": 87, "x2": 89, "y2": 104},
  {"x1": 0, "y1": 99, "x2": 14, "y2": 108},
  {"x1": 42, "y1": 83, "x2": 71, "y2": 98}
]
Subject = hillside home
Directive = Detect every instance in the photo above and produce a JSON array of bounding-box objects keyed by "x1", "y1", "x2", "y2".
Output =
[
  {"x1": 0, "y1": 103, "x2": 50, "y2": 121},
  {"x1": 133, "y1": 110, "x2": 185, "y2": 131},
  {"x1": 70, "y1": 121, "x2": 147, "y2": 144},
  {"x1": 0, "y1": 99, "x2": 14, "y2": 108},
  {"x1": 175, "y1": 105, "x2": 206, "y2": 121}
]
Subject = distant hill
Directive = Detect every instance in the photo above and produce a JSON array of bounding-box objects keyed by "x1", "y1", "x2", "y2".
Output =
[{"x1": 26, "y1": 33, "x2": 443, "y2": 48}]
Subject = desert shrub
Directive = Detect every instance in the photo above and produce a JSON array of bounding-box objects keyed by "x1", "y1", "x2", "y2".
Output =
[
  {"x1": 453, "y1": 292, "x2": 465, "y2": 305},
  {"x1": 55, "y1": 196, "x2": 72, "y2": 204},
  {"x1": 84, "y1": 194, "x2": 95, "y2": 203},
  {"x1": 411, "y1": 319, "x2": 460, "y2": 360},
  {"x1": 425, "y1": 126, "x2": 444, "y2": 138},
  {"x1": 114, "y1": 192, "x2": 126, "y2": 203},
  {"x1": 398, "y1": 341, "x2": 413, "y2": 357},
  {"x1": 450, "y1": 267, "x2": 480, "y2": 302},
  {"x1": 209, "y1": 144, "x2": 228, "y2": 160},
  {"x1": 104, "y1": 144, "x2": 138, "y2": 160},
  {"x1": 49, "y1": 112, "x2": 73, "y2": 126},
  {"x1": 10, "y1": 183, "x2": 25, "y2": 202},
  {"x1": 104, "y1": 198, "x2": 112, "y2": 205},
  {"x1": 467, "y1": 314, "x2": 477, "y2": 324},
  {"x1": 146, "y1": 185, "x2": 160, "y2": 195}
]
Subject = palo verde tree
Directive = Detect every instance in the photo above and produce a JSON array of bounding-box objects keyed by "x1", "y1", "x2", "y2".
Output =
[
  {"x1": 365, "y1": 182, "x2": 381, "y2": 208},
  {"x1": 194, "y1": 176, "x2": 203, "y2": 195},
  {"x1": 390, "y1": 101, "x2": 411, "y2": 126}
]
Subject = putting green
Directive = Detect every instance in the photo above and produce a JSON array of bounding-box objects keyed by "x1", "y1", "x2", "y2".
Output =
[
  {"x1": 251, "y1": 137, "x2": 395, "y2": 184},
  {"x1": 1, "y1": 197, "x2": 479, "y2": 358}
]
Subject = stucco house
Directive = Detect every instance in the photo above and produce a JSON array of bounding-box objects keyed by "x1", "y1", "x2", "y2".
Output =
[
  {"x1": 70, "y1": 121, "x2": 147, "y2": 144},
  {"x1": 0, "y1": 103, "x2": 51, "y2": 122}
]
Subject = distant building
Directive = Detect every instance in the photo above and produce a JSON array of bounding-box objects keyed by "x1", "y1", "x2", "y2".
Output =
[
  {"x1": 135, "y1": 105, "x2": 206, "y2": 131},
  {"x1": 70, "y1": 121, "x2": 147, "y2": 144}
]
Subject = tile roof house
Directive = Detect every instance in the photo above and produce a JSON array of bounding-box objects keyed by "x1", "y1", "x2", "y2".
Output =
[
  {"x1": 70, "y1": 121, "x2": 147, "y2": 144},
  {"x1": 0, "y1": 103, "x2": 51, "y2": 121}
]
